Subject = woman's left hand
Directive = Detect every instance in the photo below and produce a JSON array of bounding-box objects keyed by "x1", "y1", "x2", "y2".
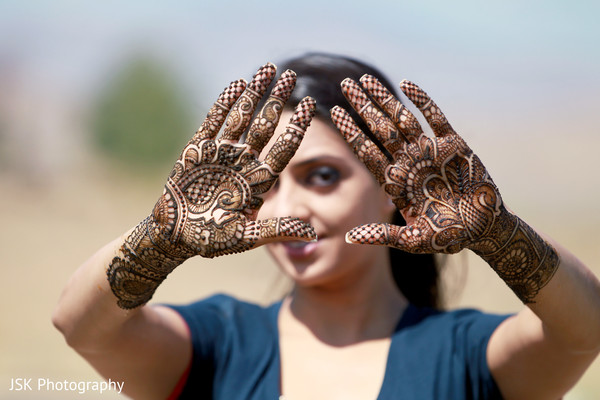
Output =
[
  {"x1": 332, "y1": 76, "x2": 600, "y2": 400},
  {"x1": 332, "y1": 75, "x2": 563, "y2": 303},
  {"x1": 331, "y1": 75, "x2": 512, "y2": 255}
]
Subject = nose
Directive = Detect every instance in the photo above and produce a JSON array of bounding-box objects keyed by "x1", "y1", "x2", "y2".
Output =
[{"x1": 259, "y1": 174, "x2": 311, "y2": 223}]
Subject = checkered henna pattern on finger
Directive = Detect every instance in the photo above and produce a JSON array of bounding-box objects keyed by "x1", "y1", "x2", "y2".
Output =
[
  {"x1": 359, "y1": 74, "x2": 423, "y2": 143},
  {"x1": 192, "y1": 79, "x2": 247, "y2": 142},
  {"x1": 399, "y1": 79, "x2": 455, "y2": 138},
  {"x1": 330, "y1": 105, "x2": 390, "y2": 185}
]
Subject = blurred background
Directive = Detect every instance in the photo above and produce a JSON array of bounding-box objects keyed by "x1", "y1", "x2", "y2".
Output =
[{"x1": 1, "y1": 0, "x2": 599, "y2": 398}]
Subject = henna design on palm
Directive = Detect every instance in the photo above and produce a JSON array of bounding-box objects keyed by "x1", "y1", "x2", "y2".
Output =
[
  {"x1": 331, "y1": 75, "x2": 559, "y2": 303},
  {"x1": 107, "y1": 64, "x2": 317, "y2": 309}
]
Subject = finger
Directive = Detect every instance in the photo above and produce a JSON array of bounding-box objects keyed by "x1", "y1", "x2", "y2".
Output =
[
  {"x1": 221, "y1": 63, "x2": 277, "y2": 142},
  {"x1": 345, "y1": 223, "x2": 395, "y2": 246},
  {"x1": 245, "y1": 165, "x2": 278, "y2": 197},
  {"x1": 263, "y1": 96, "x2": 316, "y2": 174},
  {"x1": 345, "y1": 220, "x2": 435, "y2": 254},
  {"x1": 330, "y1": 105, "x2": 389, "y2": 185},
  {"x1": 359, "y1": 74, "x2": 424, "y2": 143},
  {"x1": 399, "y1": 80, "x2": 456, "y2": 138},
  {"x1": 245, "y1": 69, "x2": 297, "y2": 155},
  {"x1": 192, "y1": 79, "x2": 247, "y2": 142},
  {"x1": 247, "y1": 217, "x2": 317, "y2": 247},
  {"x1": 340, "y1": 78, "x2": 405, "y2": 155}
]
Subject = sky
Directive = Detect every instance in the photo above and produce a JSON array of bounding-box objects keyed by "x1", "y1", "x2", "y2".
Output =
[
  {"x1": 2, "y1": 0, "x2": 598, "y2": 102},
  {"x1": 1, "y1": 0, "x2": 599, "y2": 193}
]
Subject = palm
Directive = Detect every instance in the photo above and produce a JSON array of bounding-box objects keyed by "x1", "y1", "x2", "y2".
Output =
[{"x1": 331, "y1": 76, "x2": 505, "y2": 255}]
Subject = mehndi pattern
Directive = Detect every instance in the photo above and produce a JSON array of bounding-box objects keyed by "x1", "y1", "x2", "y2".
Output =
[
  {"x1": 331, "y1": 75, "x2": 559, "y2": 303},
  {"x1": 107, "y1": 64, "x2": 316, "y2": 309}
]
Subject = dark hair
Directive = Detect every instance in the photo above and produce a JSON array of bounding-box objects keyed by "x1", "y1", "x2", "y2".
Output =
[{"x1": 277, "y1": 52, "x2": 442, "y2": 309}]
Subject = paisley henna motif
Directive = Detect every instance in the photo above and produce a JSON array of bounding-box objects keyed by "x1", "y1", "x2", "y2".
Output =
[
  {"x1": 107, "y1": 64, "x2": 317, "y2": 309},
  {"x1": 332, "y1": 75, "x2": 559, "y2": 303},
  {"x1": 245, "y1": 69, "x2": 296, "y2": 155}
]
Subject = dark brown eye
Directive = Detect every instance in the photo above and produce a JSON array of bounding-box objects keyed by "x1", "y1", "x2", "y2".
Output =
[{"x1": 306, "y1": 166, "x2": 340, "y2": 187}]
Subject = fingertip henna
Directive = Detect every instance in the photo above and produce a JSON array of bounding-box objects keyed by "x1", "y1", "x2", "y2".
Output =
[
  {"x1": 220, "y1": 79, "x2": 247, "y2": 105},
  {"x1": 290, "y1": 96, "x2": 317, "y2": 131},
  {"x1": 331, "y1": 106, "x2": 390, "y2": 185},
  {"x1": 247, "y1": 62, "x2": 277, "y2": 94},
  {"x1": 266, "y1": 217, "x2": 316, "y2": 241},
  {"x1": 341, "y1": 78, "x2": 370, "y2": 112},
  {"x1": 399, "y1": 80, "x2": 431, "y2": 110},
  {"x1": 359, "y1": 74, "x2": 390, "y2": 104},
  {"x1": 194, "y1": 79, "x2": 247, "y2": 142},
  {"x1": 399, "y1": 80, "x2": 455, "y2": 138},
  {"x1": 248, "y1": 217, "x2": 316, "y2": 248},
  {"x1": 271, "y1": 69, "x2": 297, "y2": 101},
  {"x1": 345, "y1": 223, "x2": 391, "y2": 246}
]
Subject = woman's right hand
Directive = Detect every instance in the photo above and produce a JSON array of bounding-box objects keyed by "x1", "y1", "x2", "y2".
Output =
[{"x1": 107, "y1": 63, "x2": 316, "y2": 309}]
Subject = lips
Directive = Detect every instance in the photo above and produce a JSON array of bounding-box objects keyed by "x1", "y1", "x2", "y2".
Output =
[{"x1": 282, "y1": 239, "x2": 319, "y2": 258}]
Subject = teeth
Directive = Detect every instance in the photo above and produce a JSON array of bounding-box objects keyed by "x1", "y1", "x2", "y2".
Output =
[{"x1": 286, "y1": 241, "x2": 308, "y2": 248}]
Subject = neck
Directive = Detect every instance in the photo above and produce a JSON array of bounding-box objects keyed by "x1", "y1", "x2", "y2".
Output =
[{"x1": 283, "y1": 262, "x2": 408, "y2": 347}]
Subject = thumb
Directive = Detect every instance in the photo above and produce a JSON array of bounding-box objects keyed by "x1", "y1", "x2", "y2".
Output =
[
  {"x1": 346, "y1": 221, "x2": 432, "y2": 253},
  {"x1": 250, "y1": 217, "x2": 316, "y2": 247},
  {"x1": 345, "y1": 223, "x2": 397, "y2": 246}
]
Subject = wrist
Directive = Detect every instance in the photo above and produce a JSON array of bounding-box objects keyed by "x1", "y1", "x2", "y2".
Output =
[
  {"x1": 106, "y1": 217, "x2": 187, "y2": 309},
  {"x1": 468, "y1": 208, "x2": 560, "y2": 303}
]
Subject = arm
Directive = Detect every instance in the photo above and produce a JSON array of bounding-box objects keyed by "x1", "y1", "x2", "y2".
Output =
[
  {"x1": 52, "y1": 64, "x2": 316, "y2": 399},
  {"x1": 52, "y1": 233, "x2": 192, "y2": 399},
  {"x1": 330, "y1": 75, "x2": 600, "y2": 399},
  {"x1": 487, "y1": 236, "x2": 600, "y2": 399}
]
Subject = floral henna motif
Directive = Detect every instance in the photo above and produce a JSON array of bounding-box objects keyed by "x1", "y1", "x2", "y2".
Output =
[
  {"x1": 245, "y1": 69, "x2": 297, "y2": 154},
  {"x1": 107, "y1": 64, "x2": 317, "y2": 309},
  {"x1": 332, "y1": 75, "x2": 559, "y2": 303}
]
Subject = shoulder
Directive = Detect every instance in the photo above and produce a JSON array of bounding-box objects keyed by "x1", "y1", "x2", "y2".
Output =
[
  {"x1": 392, "y1": 306, "x2": 512, "y2": 374},
  {"x1": 382, "y1": 307, "x2": 512, "y2": 399},
  {"x1": 400, "y1": 305, "x2": 510, "y2": 337},
  {"x1": 164, "y1": 295, "x2": 282, "y2": 399},
  {"x1": 166, "y1": 294, "x2": 280, "y2": 338},
  {"x1": 170, "y1": 293, "x2": 272, "y2": 316}
]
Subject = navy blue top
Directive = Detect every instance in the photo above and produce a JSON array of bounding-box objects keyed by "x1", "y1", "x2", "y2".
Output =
[{"x1": 168, "y1": 294, "x2": 509, "y2": 399}]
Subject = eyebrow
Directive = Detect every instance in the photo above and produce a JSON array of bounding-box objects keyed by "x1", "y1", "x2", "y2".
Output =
[{"x1": 292, "y1": 154, "x2": 348, "y2": 168}]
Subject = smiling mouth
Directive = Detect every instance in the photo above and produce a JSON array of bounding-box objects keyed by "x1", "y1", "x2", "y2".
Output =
[
  {"x1": 281, "y1": 239, "x2": 319, "y2": 258},
  {"x1": 285, "y1": 241, "x2": 311, "y2": 248}
]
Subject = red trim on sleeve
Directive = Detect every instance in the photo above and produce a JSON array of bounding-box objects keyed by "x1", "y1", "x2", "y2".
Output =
[
  {"x1": 167, "y1": 360, "x2": 191, "y2": 400},
  {"x1": 167, "y1": 311, "x2": 193, "y2": 400}
]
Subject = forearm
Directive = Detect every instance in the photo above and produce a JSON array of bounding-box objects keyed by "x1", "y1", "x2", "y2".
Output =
[
  {"x1": 529, "y1": 237, "x2": 600, "y2": 352},
  {"x1": 487, "y1": 233, "x2": 600, "y2": 399},
  {"x1": 106, "y1": 216, "x2": 189, "y2": 309},
  {"x1": 52, "y1": 229, "x2": 143, "y2": 350},
  {"x1": 474, "y1": 211, "x2": 600, "y2": 351},
  {"x1": 52, "y1": 230, "x2": 193, "y2": 399},
  {"x1": 469, "y1": 210, "x2": 559, "y2": 304}
]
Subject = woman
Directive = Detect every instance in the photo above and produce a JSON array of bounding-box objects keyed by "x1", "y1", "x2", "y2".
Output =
[{"x1": 53, "y1": 53, "x2": 600, "y2": 399}]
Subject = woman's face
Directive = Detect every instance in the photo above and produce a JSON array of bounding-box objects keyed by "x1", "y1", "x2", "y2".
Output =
[{"x1": 257, "y1": 112, "x2": 395, "y2": 288}]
